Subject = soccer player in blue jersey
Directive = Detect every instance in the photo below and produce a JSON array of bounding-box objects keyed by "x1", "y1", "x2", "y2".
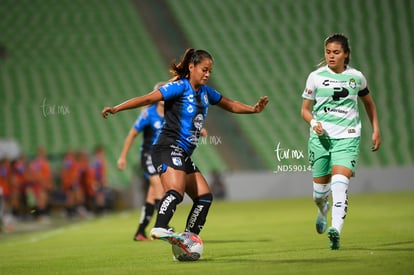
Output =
[
  {"x1": 102, "y1": 48, "x2": 268, "y2": 249},
  {"x1": 301, "y1": 34, "x2": 381, "y2": 249},
  {"x1": 117, "y1": 82, "x2": 166, "y2": 241}
]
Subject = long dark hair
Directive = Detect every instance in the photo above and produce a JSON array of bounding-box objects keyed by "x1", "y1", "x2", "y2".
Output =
[
  {"x1": 169, "y1": 48, "x2": 214, "y2": 81},
  {"x1": 318, "y1": 33, "x2": 351, "y2": 67}
]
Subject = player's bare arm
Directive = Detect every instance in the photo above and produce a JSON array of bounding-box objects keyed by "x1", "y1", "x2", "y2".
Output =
[
  {"x1": 217, "y1": 96, "x2": 268, "y2": 114},
  {"x1": 102, "y1": 90, "x2": 163, "y2": 118},
  {"x1": 360, "y1": 94, "x2": 381, "y2": 151},
  {"x1": 301, "y1": 99, "x2": 323, "y2": 135}
]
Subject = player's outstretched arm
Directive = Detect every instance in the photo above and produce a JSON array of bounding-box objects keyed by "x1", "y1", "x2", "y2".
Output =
[
  {"x1": 101, "y1": 90, "x2": 163, "y2": 118},
  {"x1": 217, "y1": 96, "x2": 268, "y2": 114}
]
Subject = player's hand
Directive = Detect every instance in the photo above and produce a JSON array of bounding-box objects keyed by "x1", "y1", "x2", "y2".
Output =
[
  {"x1": 200, "y1": 128, "x2": 208, "y2": 137},
  {"x1": 253, "y1": 96, "x2": 269, "y2": 113},
  {"x1": 102, "y1": 107, "x2": 116, "y2": 118},
  {"x1": 312, "y1": 122, "x2": 325, "y2": 136},
  {"x1": 117, "y1": 158, "x2": 127, "y2": 170},
  {"x1": 371, "y1": 131, "x2": 381, "y2": 151}
]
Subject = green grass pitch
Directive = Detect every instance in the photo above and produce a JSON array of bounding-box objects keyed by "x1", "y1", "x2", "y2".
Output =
[{"x1": 1, "y1": 191, "x2": 413, "y2": 274}]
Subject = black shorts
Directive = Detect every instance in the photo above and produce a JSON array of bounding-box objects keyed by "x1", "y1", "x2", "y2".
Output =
[
  {"x1": 141, "y1": 152, "x2": 157, "y2": 177},
  {"x1": 151, "y1": 144, "x2": 200, "y2": 175}
]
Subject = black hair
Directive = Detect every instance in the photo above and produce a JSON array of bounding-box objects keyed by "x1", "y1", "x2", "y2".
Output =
[
  {"x1": 324, "y1": 33, "x2": 351, "y2": 64},
  {"x1": 317, "y1": 33, "x2": 351, "y2": 67},
  {"x1": 169, "y1": 48, "x2": 214, "y2": 81}
]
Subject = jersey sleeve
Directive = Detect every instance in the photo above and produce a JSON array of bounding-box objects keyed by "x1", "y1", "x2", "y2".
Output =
[
  {"x1": 302, "y1": 72, "x2": 316, "y2": 100},
  {"x1": 159, "y1": 80, "x2": 185, "y2": 100},
  {"x1": 207, "y1": 86, "x2": 223, "y2": 105},
  {"x1": 357, "y1": 71, "x2": 370, "y2": 97},
  {"x1": 133, "y1": 110, "x2": 149, "y2": 132}
]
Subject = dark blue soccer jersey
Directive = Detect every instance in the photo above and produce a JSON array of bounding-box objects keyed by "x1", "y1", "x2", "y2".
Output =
[
  {"x1": 156, "y1": 78, "x2": 222, "y2": 155},
  {"x1": 133, "y1": 104, "x2": 164, "y2": 154}
]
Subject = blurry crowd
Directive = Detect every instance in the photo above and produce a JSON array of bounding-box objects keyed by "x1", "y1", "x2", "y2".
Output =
[{"x1": 0, "y1": 145, "x2": 113, "y2": 232}]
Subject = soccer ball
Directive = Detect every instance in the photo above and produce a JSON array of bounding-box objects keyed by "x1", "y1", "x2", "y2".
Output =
[{"x1": 172, "y1": 232, "x2": 203, "y2": 261}]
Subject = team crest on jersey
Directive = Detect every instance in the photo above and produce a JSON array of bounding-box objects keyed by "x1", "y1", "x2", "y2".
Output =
[
  {"x1": 349, "y1": 78, "x2": 356, "y2": 89},
  {"x1": 154, "y1": 121, "x2": 162, "y2": 129},
  {"x1": 172, "y1": 157, "x2": 182, "y2": 167}
]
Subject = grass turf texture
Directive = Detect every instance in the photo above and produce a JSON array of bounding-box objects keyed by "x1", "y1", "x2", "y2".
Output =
[{"x1": 1, "y1": 191, "x2": 413, "y2": 274}]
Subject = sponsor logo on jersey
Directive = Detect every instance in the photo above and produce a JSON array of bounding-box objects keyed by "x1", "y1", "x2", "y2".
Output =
[
  {"x1": 187, "y1": 94, "x2": 194, "y2": 102},
  {"x1": 171, "y1": 150, "x2": 183, "y2": 157},
  {"x1": 322, "y1": 79, "x2": 348, "y2": 86},
  {"x1": 332, "y1": 87, "x2": 349, "y2": 101},
  {"x1": 203, "y1": 94, "x2": 209, "y2": 104},
  {"x1": 193, "y1": 114, "x2": 204, "y2": 130},
  {"x1": 323, "y1": 106, "x2": 348, "y2": 114}
]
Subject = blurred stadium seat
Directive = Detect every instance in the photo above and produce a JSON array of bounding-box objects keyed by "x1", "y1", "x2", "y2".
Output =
[{"x1": 1, "y1": 0, "x2": 413, "y2": 189}]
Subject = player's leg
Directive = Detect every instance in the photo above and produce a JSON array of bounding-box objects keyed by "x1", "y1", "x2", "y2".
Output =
[
  {"x1": 313, "y1": 174, "x2": 331, "y2": 234},
  {"x1": 134, "y1": 173, "x2": 166, "y2": 241},
  {"x1": 309, "y1": 137, "x2": 332, "y2": 234},
  {"x1": 150, "y1": 167, "x2": 186, "y2": 244},
  {"x1": 327, "y1": 137, "x2": 359, "y2": 249},
  {"x1": 150, "y1": 145, "x2": 189, "y2": 245},
  {"x1": 133, "y1": 176, "x2": 155, "y2": 241},
  {"x1": 327, "y1": 168, "x2": 350, "y2": 250},
  {"x1": 184, "y1": 171, "x2": 213, "y2": 235}
]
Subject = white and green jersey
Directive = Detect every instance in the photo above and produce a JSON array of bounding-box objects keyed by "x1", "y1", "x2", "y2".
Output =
[{"x1": 302, "y1": 65, "x2": 368, "y2": 138}]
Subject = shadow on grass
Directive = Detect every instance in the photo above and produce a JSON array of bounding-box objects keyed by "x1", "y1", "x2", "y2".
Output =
[
  {"x1": 200, "y1": 257, "x2": 357, "y2": 264},
  {"x1": 205, "y1": 239, "x2": 271, "y2": 244},
  {"x1": 348, "y1": 240, "x2": 414, "y2": 252}
]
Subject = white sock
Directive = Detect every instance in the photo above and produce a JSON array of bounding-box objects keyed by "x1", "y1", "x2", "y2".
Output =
[
  {"x1": 331, "y1": 174, "x2": 349, "y2": 233},
  {"x1": 313, "y1": 182, "x2": 331, "y2": 214}
]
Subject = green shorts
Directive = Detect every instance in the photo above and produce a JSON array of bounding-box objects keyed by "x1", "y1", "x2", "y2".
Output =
[{"x1": 308, "y1": 137, "x2": 360, "y2": 178}]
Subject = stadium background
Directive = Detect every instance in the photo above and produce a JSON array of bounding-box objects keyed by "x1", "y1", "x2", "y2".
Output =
[{"x1": 1, "y1": 0, "x2": 413, "y2": 204}]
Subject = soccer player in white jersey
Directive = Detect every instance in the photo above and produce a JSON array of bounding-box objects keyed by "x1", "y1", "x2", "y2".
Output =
[{"x1": 301, "y1": 33, "x2": 381, "y2": 249}]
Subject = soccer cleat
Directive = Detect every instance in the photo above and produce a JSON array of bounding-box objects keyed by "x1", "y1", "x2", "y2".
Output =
[
  {"x1": 150, "y1": 227, "x2": 192, "y2": 256},
  {"x1": 150, "y1": 227, "x2": 183, "y2": 244},
  {"x1": 327, "y1": 227, "x2": 340, "y2": 250},
  {"x1": 133, "y1": 232, "x2": 149, "y2": 241},
  {"x1": 316, "y1": 202, "x2": 330, "y2": 234}
]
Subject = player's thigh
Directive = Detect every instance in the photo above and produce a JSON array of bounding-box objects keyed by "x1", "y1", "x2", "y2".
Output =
[
  {"x1": 331, "y1": 138, "x2": 360, "y2": 176},
  {"x1": 309, "y1": 137, "x2": 331, "y2": 178},
  {"x1": 159, "y1": 167, "x2": 187, "y2": 195},
  {"x1": 185, "y1": 172, "x2": 211, "y2": 200}
]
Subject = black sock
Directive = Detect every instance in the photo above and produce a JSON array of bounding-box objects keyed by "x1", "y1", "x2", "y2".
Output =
[
  {"x1": 185, "y1": 193, "x2": 213, "y2": 235},
  {"x1": 154, "y1": 190, "x2": 183, "y2": 229},
  {"x1": 154, "y1": 199, "x2": 161, "y2": 210},
  {"x1": 137, "y1": 202, "x2": 154, "y2": 234}
]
